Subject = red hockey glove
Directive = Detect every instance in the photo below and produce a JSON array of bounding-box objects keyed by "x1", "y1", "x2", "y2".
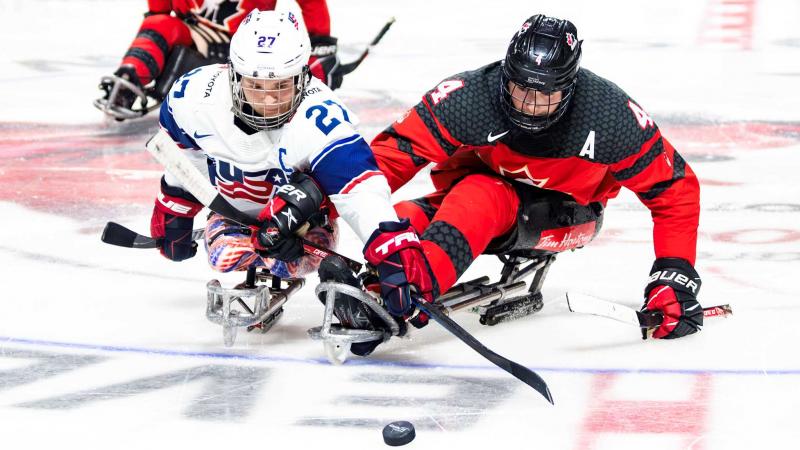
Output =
[
  {"x1": 642, "y1": 258, "x2": 703, "y2": 339},
  {"x1": 150, "y1": 177, "x2": 203, "y2": 261},
  {"x1": 251, "y1": 172, "x2": 327, "y2": 262},
  {"x1": 364, "y1": 219, "x2": 433, "y2": 318},
  {"x1": 309, "y1": 35, "x2": 343, "y2": 90}
]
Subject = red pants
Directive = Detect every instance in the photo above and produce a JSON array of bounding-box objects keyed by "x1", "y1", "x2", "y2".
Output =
[
  {"x1": 395, "y1": 174, "x2": 520, "y2": 297},
  {"x1": 122, "y1": 14, "x2": 194, "y2": 85}
]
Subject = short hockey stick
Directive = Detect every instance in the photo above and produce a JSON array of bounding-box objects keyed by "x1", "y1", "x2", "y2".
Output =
[
  {"x1": 100, "y1": 220, "x2": 361, "y2": 273},
  {"x1": 417, "y1": 301, "x2": 554, "y2": 404},
  {"x1": 101, "y1": 221, "x2": 204, "y2": 249},
  {"x1": 337, "y1": 17, "x2": 395, "y2": 75},
  {"x1": 144, "y1": 129, "x2": 362, "y2": 273},
  {"x1": 566, "y1": 292, "x2": 732, "y2": 328}
]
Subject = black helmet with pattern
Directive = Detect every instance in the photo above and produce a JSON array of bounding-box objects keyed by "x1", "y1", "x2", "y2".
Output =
[{"x1": 500, "y1": 14, "x2": 582, "y2": 133}]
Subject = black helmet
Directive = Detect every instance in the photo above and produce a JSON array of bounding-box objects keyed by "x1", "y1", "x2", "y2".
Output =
[{"x1": 500, "y1": 15, "x2": 582, "y2": 133}]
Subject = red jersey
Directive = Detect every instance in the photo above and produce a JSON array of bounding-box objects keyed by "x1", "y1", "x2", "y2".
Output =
[
  {"x1": 146, "y1": 0, "x2": 330, "y2": 36},
  {"x1": 371, "y1": 63, "x2": 701, "y2": 264}
]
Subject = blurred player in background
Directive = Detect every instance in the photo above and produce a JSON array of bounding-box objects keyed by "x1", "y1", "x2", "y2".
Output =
[{"x1": 95, "y1": 0, "x2": 345, "y2": 121}]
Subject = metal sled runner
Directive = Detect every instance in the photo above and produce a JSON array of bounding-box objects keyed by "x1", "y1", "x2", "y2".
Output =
[
  {"x1": 438, "y1": 252, "x2": 555, "y2": 325},
  {"x1": 309, "y1": 282, "x2": 401, "y2": 365},
  {"x1": 206, "y1": 266, "x2": 305, "y2": 347}
]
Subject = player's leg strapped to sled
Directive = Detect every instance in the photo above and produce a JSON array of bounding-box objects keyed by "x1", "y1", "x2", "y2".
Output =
[
  {"x1": 312, "y1": 172, "x2": 604, "y2": 362},
  {"x1": 204, "y1": 213, "x2": 336, "y2": 346},
  {"x1": 94, "y1": 14, "x2": 229, "y2": 121},
  {"x1": 201, "y1": 209, "x2": 401, "y2": 356},
  {"x1": 440, "y1": 176, "x2": 603, "y2": 326},
  {"x1": 202, "y1": 211, "x2": 408, "y2": 355},
  {"x1": 398, "y1": 172, "x2": 603, "y2": 326}
]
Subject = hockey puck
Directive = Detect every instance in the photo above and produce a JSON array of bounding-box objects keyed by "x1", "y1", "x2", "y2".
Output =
[{"x1": 382, "y1": 420, "x2": 415, "y2": 446}]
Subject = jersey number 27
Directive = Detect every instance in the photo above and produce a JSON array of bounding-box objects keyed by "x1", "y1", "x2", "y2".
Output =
[{"x1": 306, "y1": 100, "x2": 352, "y2": 135}]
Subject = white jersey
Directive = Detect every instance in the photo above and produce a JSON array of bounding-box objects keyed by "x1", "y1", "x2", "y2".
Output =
[{"x1": 158, "y1": 64, "x2": 397, "y2": 242}]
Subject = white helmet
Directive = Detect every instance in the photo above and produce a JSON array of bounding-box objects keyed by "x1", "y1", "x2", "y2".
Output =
[{"x1": 228, "y1": 8, "x2": 311, "y2": 130}]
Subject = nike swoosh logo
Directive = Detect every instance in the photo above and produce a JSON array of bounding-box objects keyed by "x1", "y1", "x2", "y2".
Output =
[
  {"x1": 487, "y1": 130, "x2": 510, "y2": 143},
  {"x1": 193, "y1": 131, "x2": 213, "y2": 139}
]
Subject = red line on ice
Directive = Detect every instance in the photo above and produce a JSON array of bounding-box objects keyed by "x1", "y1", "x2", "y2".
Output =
[
  {"x1": 697, "y1": 0, "x2": 756, "y2": 50},
  {"x1": 574, "y1": 373, "x2": 712, "y2": 450}
]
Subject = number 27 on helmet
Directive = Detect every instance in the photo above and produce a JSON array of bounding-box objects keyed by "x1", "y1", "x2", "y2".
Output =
[{"x1": 228, "y1": 8, "x2": 312, "y2": 131}]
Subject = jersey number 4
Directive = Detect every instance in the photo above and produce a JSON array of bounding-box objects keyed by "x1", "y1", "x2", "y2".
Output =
[
  {"x1": 306, "y1": 100, "x2": 352, "y2": 135},
  {"x1": 627, "y1": 100, "x2": 654, "y2": 129},
  {"x1": 430, "y1": 80, "x2": 465, "y2": 105}
]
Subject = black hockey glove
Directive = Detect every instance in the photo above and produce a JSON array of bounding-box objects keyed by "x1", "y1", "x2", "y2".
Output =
[
  {"x1": 309, "y1": 35, "x2": 344, "y2": 90},
  {"x1": 150, "y1": 177, "x2": 203, "y2": 261},
  {"x1": 251, "y1": 172, "x2": 328, "y2": 262},
  {"x1": 641, "y1": 258, "x2": 703, "y2": 339}
]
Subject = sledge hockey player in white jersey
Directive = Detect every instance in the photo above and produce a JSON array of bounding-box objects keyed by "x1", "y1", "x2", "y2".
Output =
[{"x1": 149, "y1": 8, "x2": 403, "y2": 351}]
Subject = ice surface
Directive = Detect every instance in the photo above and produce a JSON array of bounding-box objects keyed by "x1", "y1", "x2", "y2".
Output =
[{"x1": 1, "y1": 0, "x2": 799, "y2": 448}]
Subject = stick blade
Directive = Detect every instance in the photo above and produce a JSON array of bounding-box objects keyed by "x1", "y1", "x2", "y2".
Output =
[
  {"x1": 566, "y1": 292, "x2": 640, "y2": 326},
  {"x1": 422, "y1": 304, "x2": 554, "y2": 404},
  {"x1": 102, "y1": 222, "x2": 138, "y2": 247},
  {"x1": 507, "y1": 359, "x2": 554, "y2": 404},
  {"x1": 101, "y1": 222, "x2": 158, "y2": 249}
]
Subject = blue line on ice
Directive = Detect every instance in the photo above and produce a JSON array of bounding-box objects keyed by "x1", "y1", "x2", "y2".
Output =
[{"x1": 2, "y1": 335, "x2": 796, "y2": 376}]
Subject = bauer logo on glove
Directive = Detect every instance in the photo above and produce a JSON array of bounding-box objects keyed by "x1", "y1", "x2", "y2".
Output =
[{"x1": 642, "y1": 258, "x2": 703, "y2": 339}]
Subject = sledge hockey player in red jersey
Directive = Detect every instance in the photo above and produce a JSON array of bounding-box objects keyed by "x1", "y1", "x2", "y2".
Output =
[
  {"x1": 94, "y1": 0, "x2": 344, "y2": 121},
  {"x1": 363, "y1": 14, "x2": 703, "y2": 344}
]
